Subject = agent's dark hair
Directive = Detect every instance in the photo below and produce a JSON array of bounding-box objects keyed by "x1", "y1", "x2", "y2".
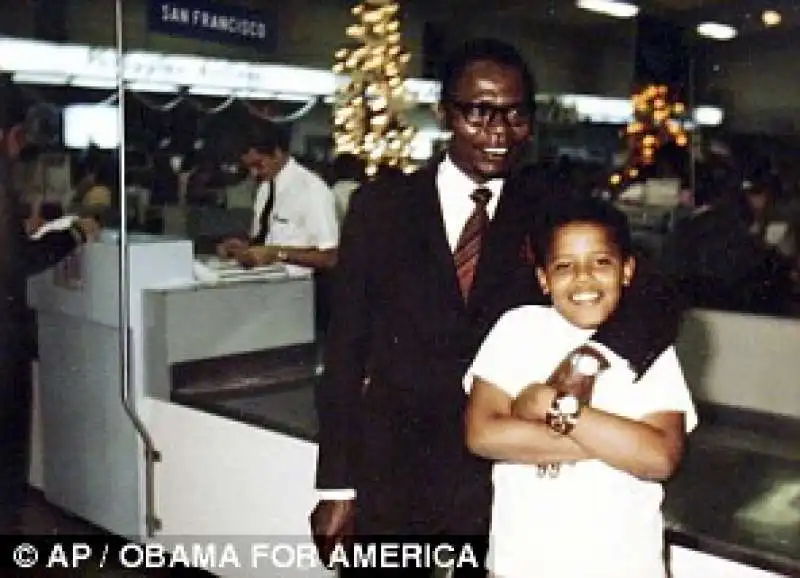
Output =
[
  {"x1": 535, "y1": 196, "x2": 633, "y2": 263},
  {"x1": 244, "y1": 121, "x2": 292, "y2": 155},
  {"x1": 439, "y1": 38, "x2": 537, "y2": 113}
]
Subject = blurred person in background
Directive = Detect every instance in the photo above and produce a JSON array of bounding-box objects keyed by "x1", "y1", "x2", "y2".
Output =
[
  {"x1": 743, "y1": 171, "x2": 799, "y2": 301},
  {"x1": 69, "y1": 150, "x2": 118, "y2": 224},
  {"x1": 744, "y1": 172, "x2": 797, "y2": 258},
  {"x1": 662, "y1": 163, "x2": 792, "y2": 314},
  {"x1": 0, "y1": 129, "x2": 101, "y2": 533}
]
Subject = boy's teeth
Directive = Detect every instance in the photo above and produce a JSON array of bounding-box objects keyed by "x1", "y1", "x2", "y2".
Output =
[
  {"x1": 484, "y1": 147, "x2": 507, "y2": 154},
  {"x1": 571, "y1": 291, "x2": 600, "y2": 303}
]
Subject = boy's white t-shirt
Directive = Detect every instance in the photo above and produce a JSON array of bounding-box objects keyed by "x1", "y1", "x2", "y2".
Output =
[{"x1": 464, "y1": 305, "x2": 697, "y2": 578}]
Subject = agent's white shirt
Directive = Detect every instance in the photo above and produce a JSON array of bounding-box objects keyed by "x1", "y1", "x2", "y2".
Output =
[
  {"x1": 251, "y1": 157, "x2": 338, "y2": 275},
  {"x1": 464, "y1": 305, "x2": 698, "y2": 578}
]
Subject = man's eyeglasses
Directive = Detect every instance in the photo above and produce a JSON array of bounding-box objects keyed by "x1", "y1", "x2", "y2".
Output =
[{"x1": 449, "y1": 101, "x2": 532, "y2": 128}]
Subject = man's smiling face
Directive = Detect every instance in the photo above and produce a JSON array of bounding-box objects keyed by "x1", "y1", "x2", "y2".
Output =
[{"x1": 444, "y1": 59, "x2": 532, "y2": 184}]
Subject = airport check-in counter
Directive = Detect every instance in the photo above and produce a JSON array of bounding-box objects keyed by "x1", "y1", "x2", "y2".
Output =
[
  {"x1": 139, "y1": 257, "x2": 332, "y2": 577},
  {"x1": 27, "y1": 233, "x2": 195, "y2": 539},
  {"x1": 29, "y1": 232, "x2": 331, "y2": 577}
]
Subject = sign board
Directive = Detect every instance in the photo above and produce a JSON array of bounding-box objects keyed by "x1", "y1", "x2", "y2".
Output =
[{"x1": 148, "y1": 0, "x2": 276, "y2": 50}]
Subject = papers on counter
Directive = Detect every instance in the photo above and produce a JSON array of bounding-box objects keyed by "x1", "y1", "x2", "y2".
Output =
[{"x1": 192, "y1": 257, "x2": 292, "y2": 284}]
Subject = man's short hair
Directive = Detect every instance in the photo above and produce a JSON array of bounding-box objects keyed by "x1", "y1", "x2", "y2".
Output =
[
  {"x1": 535, "y1": 196, "x2": 634, "y2": 262},
  {"x1": 245, "y1": 121, "x2": 292, "y2": 155},
  {"x1": 439, "y1": 38, "x2": 537, "y2": 113}
]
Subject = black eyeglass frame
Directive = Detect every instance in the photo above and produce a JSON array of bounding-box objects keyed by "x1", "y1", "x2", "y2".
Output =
[{"x1": 448, "y1": 101, "x2": 533, "y2": 128}]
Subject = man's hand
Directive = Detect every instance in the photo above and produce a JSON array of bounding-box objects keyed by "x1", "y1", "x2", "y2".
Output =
[
  {"x1": 236, "y1": 245, "x2": 279, "y2": 268},
  {"x1": 309, "y1": 499, "x2": 355, "y2": 567},
  {"x1": 546, "y1": 345, "x2": 610, "y2": 404},
  {"x1": 24, "y1": 215, "x2": 46, "y2": 236},
  {"x1": 74, "y1": 217, "x2": 101, "y2": 242},
  {"x1": 216, "y1": 238, "x2": 249, "y2": 260}
]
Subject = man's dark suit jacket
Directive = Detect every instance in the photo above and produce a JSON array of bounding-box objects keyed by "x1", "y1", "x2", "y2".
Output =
[{"x1": 315, "y1": 160, "x2": 681, "y2": 535}]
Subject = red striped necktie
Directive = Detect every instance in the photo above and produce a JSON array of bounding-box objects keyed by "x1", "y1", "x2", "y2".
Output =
[{"x1": 454, "y1": 187, "x2": 493, "y2": 300}]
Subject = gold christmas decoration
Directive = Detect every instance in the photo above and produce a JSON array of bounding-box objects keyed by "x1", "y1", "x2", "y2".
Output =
[
  {"x1": 611, "y1": 83, "x2": 690, "y2": 187},
  {"x1": 333, "y1": 0, "x2": 417, "y2": 177}
]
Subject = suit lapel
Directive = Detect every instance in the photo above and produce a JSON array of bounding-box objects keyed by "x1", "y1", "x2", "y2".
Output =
[
  {"x1": 402, "y1": 160, "x2": 531, "y2": 313},
  {"x1": 407, "y1": 164, "x2": 465, "y2": 311},
  {"x1": 468, "y1": 179, "x2": 528, "y2": 308}
]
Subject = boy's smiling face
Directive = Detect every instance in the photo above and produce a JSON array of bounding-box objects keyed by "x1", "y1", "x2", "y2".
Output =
[{"x1": 536, "y1": 221, "x2": 636, "y2": 329}]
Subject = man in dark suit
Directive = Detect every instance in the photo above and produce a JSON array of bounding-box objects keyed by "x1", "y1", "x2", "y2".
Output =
[
  {"x1": 311, "y1": 38, "x2": 681, "y2": 575},
  {"x1": 0, "y1": 137, "x2": 100, "y2": 533}
]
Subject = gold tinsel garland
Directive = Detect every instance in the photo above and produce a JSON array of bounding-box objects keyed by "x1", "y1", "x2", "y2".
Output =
[{"x1": 332, "y1": 0, "x2": 417, "y2": 177}]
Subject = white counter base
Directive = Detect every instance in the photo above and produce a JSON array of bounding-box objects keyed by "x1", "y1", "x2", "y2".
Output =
[{"x1": 144, "y1": 398, "x2": 333, "y2": 577}]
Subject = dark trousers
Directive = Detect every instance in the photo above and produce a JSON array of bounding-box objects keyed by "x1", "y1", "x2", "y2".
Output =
[{"x1": 0, "y1": 358, "x2": 32, "y2": 534}]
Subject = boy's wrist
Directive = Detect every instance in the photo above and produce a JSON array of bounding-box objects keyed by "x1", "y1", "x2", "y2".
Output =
[{"x1": 512, "y1": 383, "x2": 557, "y2": 422}]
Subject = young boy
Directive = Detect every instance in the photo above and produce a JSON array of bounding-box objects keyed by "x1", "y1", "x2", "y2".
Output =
[{"x1": 464, "y1": 197, "x2": 696, "y2": 578}]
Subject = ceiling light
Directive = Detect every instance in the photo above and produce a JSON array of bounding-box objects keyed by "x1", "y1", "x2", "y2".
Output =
[
  {"x1": 693, "y1": 106, "x2": 724, "y2": 127},
  {"x1": 696, "y1": 22, "x2": 738, "y2": 41},
  {"x1": 762, "y1": 10, "x2": 781, "y2": 27},
  {"x1": 576, "y1": 0, "x2": 639, "y2": 19}
]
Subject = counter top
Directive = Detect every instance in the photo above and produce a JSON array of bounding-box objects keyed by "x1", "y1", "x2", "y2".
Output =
[{"x1": 171, "y1": 381, "x2": 800, "y2": 576}]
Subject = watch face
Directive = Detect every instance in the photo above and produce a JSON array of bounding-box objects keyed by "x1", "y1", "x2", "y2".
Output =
[
  {"x1": 557, "y1": 394, "x2": 580, "y2": 415},
  {"x1": 572, "y1": 354, "x2": 601, "y2": 376}
]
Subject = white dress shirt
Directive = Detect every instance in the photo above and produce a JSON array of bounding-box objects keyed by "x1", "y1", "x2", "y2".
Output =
[
  {"x1": 436, "y1": 156, "x2": 505, "y2": 251},
  {"x1": 250, "y1": 157, "x2": 338, "y2": 275}
]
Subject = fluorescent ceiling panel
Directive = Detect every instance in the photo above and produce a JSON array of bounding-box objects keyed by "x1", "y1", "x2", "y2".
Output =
[
  {"x1": 576, "y1": 0, "x2": 639, "y2": 19},
  {"x1": 696, "y1": 22, "x2": 738, "y2": 40}
]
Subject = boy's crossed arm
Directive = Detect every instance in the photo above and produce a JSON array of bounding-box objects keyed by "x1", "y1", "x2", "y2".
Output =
[
  {"x1": 467, "y1": 374, "x2": 687, "y2": 481},
  {"x1": 465, "y1": 346, "x2": 606, "y2": 466},
  {"x1": 465, "y1": 376, "x2": 589, "y2": 465}
]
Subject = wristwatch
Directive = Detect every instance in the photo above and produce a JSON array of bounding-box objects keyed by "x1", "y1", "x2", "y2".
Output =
[
  {"x1": 545, "y1": 391, "x2": 584, "y2": 435},
  {"x1": 276, "y1": 249, "x2": 289, "y2": 262}
]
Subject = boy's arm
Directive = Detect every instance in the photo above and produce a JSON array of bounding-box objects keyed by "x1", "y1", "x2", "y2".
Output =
[
  {"x1": 465, "y1": 377, "x2": 589, "y2": 464},
  {"x1": 519, "y1": 382, "x2": 687, "y2": 481},
  {"x1": 571, "y1": 407, "x2": 685, "y2": 481}
]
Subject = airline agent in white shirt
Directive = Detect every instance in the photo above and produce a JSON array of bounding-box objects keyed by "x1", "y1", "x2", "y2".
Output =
[{"x1": 217, "y1": 123, "x2": 339, "y2": 274}]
